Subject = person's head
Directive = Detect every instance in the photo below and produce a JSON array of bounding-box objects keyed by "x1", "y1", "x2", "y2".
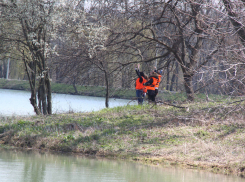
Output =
[
  {"x1": 159, "y1": 70, "x2": 163, "y2": 75},
  {"x1": 150, "y1": 72, "x2": 159, "y2": 78}
]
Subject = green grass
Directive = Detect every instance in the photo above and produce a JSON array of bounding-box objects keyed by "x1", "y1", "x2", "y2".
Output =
[
  {"x1": 0, "y1": 78, "x2": 245, "y2": 176},
  {"x1": 0, "y1": 103, "x2": 245, "y2": 176},
  {"x1": 0, "y1": 79, "x2": 30, "y2": 90}
]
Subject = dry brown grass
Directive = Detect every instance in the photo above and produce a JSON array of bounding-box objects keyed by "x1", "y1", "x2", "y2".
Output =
[{"x1": 0, "y1": 102, "x2": 245, "y2": 176}]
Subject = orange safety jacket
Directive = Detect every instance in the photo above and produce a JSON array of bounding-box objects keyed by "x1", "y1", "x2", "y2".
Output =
[
  {"x1": 155, "y1": 74, "x2": 162, "y2": 89},
  {"x1": 143, "y1": 86, "x2": 147, "y2": 93},
  {"x1": 135, "y1": 77, "x2": 147, "y2": 90},
  {"x1": 146, "y1": 77, "x2": 158, "y2": 91}
]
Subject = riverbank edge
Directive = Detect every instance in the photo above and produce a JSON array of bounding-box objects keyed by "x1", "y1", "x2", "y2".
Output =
[
  {"x1": 0, "y1": 103, "x2": 245, "y2": 178},
  {"x1": 0, "y1": 144, "x2": 237, "y2": 176},
  {"x1": 0, "y1": 137, "x2": 243, "y2": 177},
  {"x1": 0, "y1": 79, "x2": 244, "y2": 177}
]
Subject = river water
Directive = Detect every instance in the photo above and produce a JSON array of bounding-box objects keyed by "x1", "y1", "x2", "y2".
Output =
[
  {"x1": 0, "y1": 89, "x2": 244, "y2": 182},
  {"x1": 0, "y1": 89, "x2": 135, "y2": 116},
  {"x1": 0, "y1": 149, "x2": 244, "y2": 182}
]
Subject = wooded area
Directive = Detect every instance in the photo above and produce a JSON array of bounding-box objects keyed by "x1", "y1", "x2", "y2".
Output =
[{"x1": 0, "y1": 0, "x2": 245, "y2": 114}]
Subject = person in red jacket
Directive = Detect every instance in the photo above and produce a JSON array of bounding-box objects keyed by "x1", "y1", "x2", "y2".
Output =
[
  {"x1": 144, "y1": 71, "x2": 159, "y2": 103},
  {"x1": 154, "y1": 68, "x2": 163, "y2": 96},
  {"x1": 135, "y1": 64, "x2": 147, "y2": 105}
]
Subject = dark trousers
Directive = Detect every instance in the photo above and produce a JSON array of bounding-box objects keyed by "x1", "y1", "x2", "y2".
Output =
[
  {"x1": 147, "y1": 90, "x2": 156, "y2": 102},
  {"x1": 136, "y1": 89, "x2": 144, "y2": 104},
  {"x1": 155, "y1": 88, "x2": 158, "y2": 95}
]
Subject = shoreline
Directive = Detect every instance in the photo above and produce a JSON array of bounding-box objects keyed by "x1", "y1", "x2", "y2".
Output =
[
  {"x1": 0, "y1": 79, "x2": 245, "y2": 178},
  {"x1": 0, "y1": 103, "x2": 245, "y2": 178}
]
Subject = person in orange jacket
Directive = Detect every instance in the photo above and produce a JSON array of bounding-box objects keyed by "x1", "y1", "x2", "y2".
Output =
[
  {"x1": 144, "y1": 71, "x2": 159, "y2": 103},
  {"x1": 135, "y1": 64, "x2": 147, "y2": 105},
  {"x1": 154, "y1": 68, "x2": 163, "y2": 96}
]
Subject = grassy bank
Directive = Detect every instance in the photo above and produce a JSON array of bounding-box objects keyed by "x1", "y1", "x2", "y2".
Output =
[
  {"x1": 1, "y1": 78, "x2": 245, "y2": 177},
  {"x1": 0, "y1": 101, "x2": 245, "y2": 177}
]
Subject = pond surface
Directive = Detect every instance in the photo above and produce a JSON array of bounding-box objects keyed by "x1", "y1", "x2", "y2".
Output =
[
  {"x1": 0, "y1": 149, "x2": 244, "y2": 182},
  {"x1": 0, "y1": 89, "x2": 136, "y2": 116}
]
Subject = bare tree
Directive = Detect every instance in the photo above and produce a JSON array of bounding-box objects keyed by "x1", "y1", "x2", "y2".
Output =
[
  {"x1": 51, "y1": 1, "x2": 116, "y2": 107},
  {"x1": 1, "y1": 0, "x2": 54, "y2": 115},
  {"x1": 210, "y1": 0, "x2": 245, "y2": 96},
  {"x1": 222, "y1": 0, "x2": 245, "y2": 47},
  {"x1": 104, "y1": 0, "x2": 225, "y2": 101}
]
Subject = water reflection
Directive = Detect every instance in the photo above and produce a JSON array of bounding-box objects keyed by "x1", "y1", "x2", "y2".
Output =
[{"x1": 0, "y1": 148, "x2": 244, "y2": 182}]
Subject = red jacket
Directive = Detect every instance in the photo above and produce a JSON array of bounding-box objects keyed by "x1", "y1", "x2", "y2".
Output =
[
  {"x1": 145, "y1": 76, "x2": 158, "y2": 91},
  {"x1": 135, "y1": 77, "x2": 147, "y2": 90},
  {"x1": 155, "y1": 74, "x2": 162, "y2": 89}
]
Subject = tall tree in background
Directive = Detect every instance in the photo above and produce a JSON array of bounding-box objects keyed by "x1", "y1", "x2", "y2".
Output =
[
  {"x1": 199, "y1": 0, "x2": 245, "y2": 96},
  {"x1": 2, "y1": 0, "x2": 245, "y2": 107},
  {"x1": 106, "y1": 0, "x2": 223, "y2": 101},
  {"x1": 222, "y1": 0, "x2": 245, "y2": 47},
  {"x1": 1, "y1": 0, "x2": 54, "y2": 115},
  {"x1": 52, "y1": 1, "x2": 114, "y2": 107}
]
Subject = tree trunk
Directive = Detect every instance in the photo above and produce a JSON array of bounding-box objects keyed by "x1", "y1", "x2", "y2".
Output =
[
  {"x1": 166, "y1": 65, "x2": 170, "y2": 90},
  {"x1": 23, "y1": 53, "x2": 41, "y2": 115},
  {"x1": 31, "y1": 63, "x2": 40, "y2": 115},
  {"x1": 170, "y1": 72, "x2": 176, "y2": 91},
  {"x1": 3, "y1": 60, "x2": 7, "y2": 79},
  {"x1": 38, "y1": 86, "x2": 42, "y2": 113},
  {"x1": 223, "y1": 0, "x2": 245, "y2": 46},
  {"x1": 46, "y1": 74, "x2": 52, "y2": 115},
  {"x1": 170, "y1": 62, "x2": 178, "y2": 91},
  {"x1": 104, "y1": 71, "x2": 109, "y2": 108},
  {"x1": 72, "y1": 76, "x2": 78, "y2": 94},
  {"x1": 183, "y1": 73, "x2": 194, "y2": 101},
  {"x1": 6, "y1": 58, "x2": 10, "y2": 79},
  {"x1": 0, "y1": 62, "x2": 2, "y2": 78},
  {"x1": 175, "y1": 62, "x2": 179, "y2": 91},
  {"x1": 40, "y1": 77, "x2": 47, "y2": 115},
  {"x1": 30, "y1": 90, "x2": 41, "y2": 115}
]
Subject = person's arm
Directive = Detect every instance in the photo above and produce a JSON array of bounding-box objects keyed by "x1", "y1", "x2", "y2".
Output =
[
  {"x1": 135, "y1": 68, "x2": 140, "y2": 77},
  {"x1": 135, "y1": 68, "x2": 143, "y2": 83},
  {"x1": 154, "y1": 67, "x2": 157, "y2": 73},
  {"x1": 144, "y1": 78, "x2": 153, "y2": 86}
]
